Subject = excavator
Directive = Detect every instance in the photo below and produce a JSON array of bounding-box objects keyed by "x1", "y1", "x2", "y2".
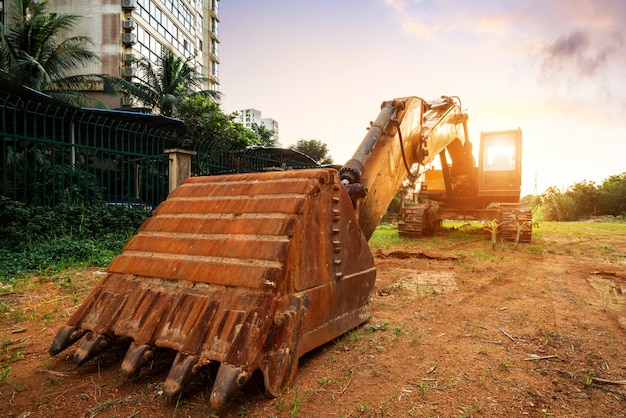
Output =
[
  {"x1": 49, "y1": 95, "x2": 529, "y2": 410},
  {"x1": 398, "y1": 123, "x2": 531, "y2": 242}
]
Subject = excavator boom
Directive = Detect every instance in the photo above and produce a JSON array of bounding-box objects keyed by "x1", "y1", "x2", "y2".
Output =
[{"x1": 340, "y1": 96, "x2": 468, "y2": 239}]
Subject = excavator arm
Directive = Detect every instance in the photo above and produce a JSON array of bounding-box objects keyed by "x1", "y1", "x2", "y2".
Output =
[{"x1": 340, "y1": 95, "x2": 470, "y2": 240}]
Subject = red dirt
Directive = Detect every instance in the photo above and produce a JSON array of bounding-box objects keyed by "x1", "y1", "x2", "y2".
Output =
[{"x1": 1, "y1": 222, "x2": 625, "y2": 417}]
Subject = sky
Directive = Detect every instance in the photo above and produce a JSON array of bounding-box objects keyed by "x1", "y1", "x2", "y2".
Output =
[{"x1": 217, "y1": 0, "x2": 626, "y2": 196}]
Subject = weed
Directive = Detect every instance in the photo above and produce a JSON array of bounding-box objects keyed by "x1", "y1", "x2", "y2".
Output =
[
  {"x1": 11, "y1": 308, "x2": 26, "y2": 323},
  {"x1": 41, "y1": 310, "x2": 55, "y2": 323},
  {"x1": 173, "y1": 392, "x2": 184, "y2": 417},
  {"x1": 89, "y1": 400, "x2": 114, "y2": 415},
  {"x1": 0, "y1": 364, "x2": 10, "y2": 382},
  {"x1": 359, "y1": 403, "x2": 373, "y2": 413},
  {"x1": 290, "y1": 387, "x2": 302, "y2": 418},
  {"x1": 365, "y1": 322, "x2": 388, "y2": 333},
  {"x1": 378, "y1": 397, "x2": 394, "y2": 415},
  {"x1": 318, "y1": 377, "x2": 332, "y2": 385},
  {"x1": 44, "y1": 378, "x2": 60, "y2": 389},
  {"x1": 483, "y1": 219, "x2": 502, "y2": 251},
  {"x1": 584, "y1": 369, "x2": 596, "y2": 386},
  {"x1": 346, "y1": 329, "x2": 361, "y2": 344},
  {"x1": 394, "y1": 326, "x2": 402, "y2": 336},
  {"x1": 458, "y1": 403, "x2": 476, "y2": 417},
  {"x1": 499, "y1": 358, "x2": 517, "y2": 372},
  {"x1": 419, "y1": 378, "x2": 428, "y2": 394}
]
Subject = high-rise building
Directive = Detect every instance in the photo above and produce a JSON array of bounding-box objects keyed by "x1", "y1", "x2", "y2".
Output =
[
  {"x1": 1, "y1": 0, "x2": 220, "y2": 108},
  {"x1": 235, "y1": 109, "x2": 280, "y2": 144}
]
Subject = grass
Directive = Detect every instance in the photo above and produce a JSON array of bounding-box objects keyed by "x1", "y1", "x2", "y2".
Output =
[
  {"x1": 369, "y1": 220, "x2": 626, "y2": 262},
  {"x1": 368, "y1": 223, "x2": 405, "y2": 250},
  {"x1": 369, "y1": 221, "x2": 486, "y2": 253},
  {"x1": 0, "y1": 232, "x2": 132, "y2": 283}
]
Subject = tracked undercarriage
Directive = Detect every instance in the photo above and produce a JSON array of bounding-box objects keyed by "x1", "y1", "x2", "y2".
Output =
[{"x1": 399, "y1": 203, "x2": 532, "y2": 242}]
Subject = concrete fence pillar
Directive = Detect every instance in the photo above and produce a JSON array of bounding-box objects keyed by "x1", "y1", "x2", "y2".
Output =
[{"x1": 165, "y1": 148, "x2": 197, "y2": 194}]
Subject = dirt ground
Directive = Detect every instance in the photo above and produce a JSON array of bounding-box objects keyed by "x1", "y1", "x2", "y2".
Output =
[{"x1": 1, "y1": 221, "x2": 625, "y2": 418}]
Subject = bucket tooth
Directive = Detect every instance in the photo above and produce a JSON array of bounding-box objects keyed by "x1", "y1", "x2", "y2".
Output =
[
  {"x1": 210, "y1": 363, "x2": 251, "y2": 410},
  {"x1": 163, "y1": 352, "x2": 199, "y2": 398},
  {"x1": 49, "y1": 325, "x2": 87, "y2": 355},
  {"x1": 121, "y1": 342, "x2": 155, "y2": 378},
  {"x1": 72, "y1": 332, "x2": 110, "y2": 366}
]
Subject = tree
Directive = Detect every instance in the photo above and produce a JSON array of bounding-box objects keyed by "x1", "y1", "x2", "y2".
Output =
[
  {"x1": 568, "y1": 180, "x2": 600, "y2": 217},
  {"x1": 177, "y1": 95, "x2": 262, "y2": 148},
  {"x1": 251, "y1": 123, "x2": 279, "y2": 147},
  {"x1": 0, "y1": 0, "x2": 114, "y2": 107},
  {"x1": 598, "y1": 173, "x2": 626, "y2": 216},
  {"x1": 110, "y1": 46, "x2": 220, "y2": 117},
  {"x1": 289, "y1": 139, "x2": 333, "y2": 165}
]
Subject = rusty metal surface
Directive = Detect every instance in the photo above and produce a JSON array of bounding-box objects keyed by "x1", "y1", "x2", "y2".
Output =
[{"x1": 50, "y1": 168, "x2": 376, "y2": 409}]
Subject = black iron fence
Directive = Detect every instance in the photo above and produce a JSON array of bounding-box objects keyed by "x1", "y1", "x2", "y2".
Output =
[
  {"x1": 192, "y1": 141, "x2": 319, "y2": 176},
  {"x1": 0, "y1": 83, "x2": 182, "y2": 209},
  {"x1": 1, "y1": 78, "x2": 320, "y2": 211}
]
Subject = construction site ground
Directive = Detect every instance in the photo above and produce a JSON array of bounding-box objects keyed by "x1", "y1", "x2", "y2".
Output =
[{"x1": 1, "y1": 220, "x2": 625, "y2": 417}]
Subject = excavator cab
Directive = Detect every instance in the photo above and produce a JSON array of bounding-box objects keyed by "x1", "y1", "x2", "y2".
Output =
[{"x1": 477, "y1": 128, "x2": 522, "y2": 203}]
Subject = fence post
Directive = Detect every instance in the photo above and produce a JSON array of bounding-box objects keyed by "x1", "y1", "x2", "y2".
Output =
[{"x1": 165, "y1": 148, "x2": 197, "y2": 193}]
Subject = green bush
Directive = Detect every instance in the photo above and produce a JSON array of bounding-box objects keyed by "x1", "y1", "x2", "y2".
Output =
[{"x1": 0, "y1": 196, "x2": 151, "y2": 281}]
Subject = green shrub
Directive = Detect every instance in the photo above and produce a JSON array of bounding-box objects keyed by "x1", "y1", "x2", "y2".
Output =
[{"x1": 0, "y1": 197, "x2": 150, "y2": 281}]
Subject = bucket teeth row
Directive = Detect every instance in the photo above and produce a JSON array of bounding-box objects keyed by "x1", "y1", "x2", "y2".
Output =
[
  {"x1": 73, "y1": 332, "x2": 110, "y2": 366},
  {"x1": 121, "y1": 342, "x2": 155, "y2": 378}
]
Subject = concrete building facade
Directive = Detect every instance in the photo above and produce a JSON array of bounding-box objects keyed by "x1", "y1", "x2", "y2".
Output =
[
  {"x1": 1, "y1": 0, "x2": 220, "y2": 108},
  {"x1": 235, "y1": 108, "x2": 280, "y2": 143}
]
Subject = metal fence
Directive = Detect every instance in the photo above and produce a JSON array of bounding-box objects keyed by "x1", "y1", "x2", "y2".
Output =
[
  {"x1": 0, "y1": 85, "x2": 182, "y2": 209},
  {"x1": 193, "y1": 141, "x2": 320, "y2": 176},
  {"x1": 1, "y1": 78, "x2": 320, "y2": 210}
]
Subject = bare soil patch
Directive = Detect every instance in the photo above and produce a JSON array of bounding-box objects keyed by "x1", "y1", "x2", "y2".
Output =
[{"x1": 1, "y1": 222, "x2": 625, "y2": 417}]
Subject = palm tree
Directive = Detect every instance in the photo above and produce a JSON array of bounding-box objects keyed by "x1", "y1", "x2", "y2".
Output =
[
  {"x1": 112, "y1": 46, "x2": 221, "y2": 117},
  {"x1": 0, "y1": 0, "x2": 114, "y2": 107}
]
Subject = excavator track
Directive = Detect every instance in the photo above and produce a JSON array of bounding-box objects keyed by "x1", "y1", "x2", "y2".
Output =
[
  {"x1": 500, "y1": 207, "x2": 533, "y2": 243},
  {"x1": 49, "y1": 168, "x2": 376, "y2": 409},
  {"x1": 398, "y1": 203, "x2": 439, "y2": 238}
]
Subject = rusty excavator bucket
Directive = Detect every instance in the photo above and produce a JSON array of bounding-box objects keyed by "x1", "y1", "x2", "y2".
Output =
[{"x1": 49, "y1": 168, "x2": 375, "y2": 409}]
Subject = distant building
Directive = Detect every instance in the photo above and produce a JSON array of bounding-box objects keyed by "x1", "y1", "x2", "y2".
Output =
[
  {"x1": 1, "y1": 0, "x2": 220, "y2": 108},
  {"x1": 235, "y1": 108, "x2": 280, "y2": 143}
]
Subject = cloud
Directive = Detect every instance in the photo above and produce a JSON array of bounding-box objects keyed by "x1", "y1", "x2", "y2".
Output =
[{"x1": 541, "y1": 29, "x2": 624, "y2": 79}]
